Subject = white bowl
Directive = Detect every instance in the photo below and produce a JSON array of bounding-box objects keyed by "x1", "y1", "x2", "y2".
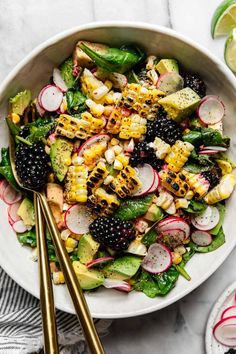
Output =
[{"x1": 1, "y1": 22, "x2": 236, "y2": 319}]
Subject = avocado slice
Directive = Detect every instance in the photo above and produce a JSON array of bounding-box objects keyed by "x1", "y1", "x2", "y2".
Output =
[
  {"x1": 50, "y1": 138, "x2": 73, "y2": 182},
  {"x1": 10, "y1": 90, "x2": 31, "y2": 115},
  {"x1": 103, "y1": 255, "x2": 141, "y2": 279},
  {"x1": 77, "y1": 234, "x2": 100, "y2": 264},
  {"x1": 144, "y1": 204, "x2": 164, "y2": 222},
  {"x1": 159, "y1": 87, "x2": 201, "y2": 122},
  {"x1": 73, "y1": 261, "x2": 104, "y2": 290},
  {"x1": 17, "y1": 198, "x2": 35, "y2": 226},
  {"x1": 156, "y1": 59, "x2": 179, "y2": 74}
]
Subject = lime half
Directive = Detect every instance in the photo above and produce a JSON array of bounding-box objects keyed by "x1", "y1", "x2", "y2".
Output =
[
  {"x1": 211, "y1": 0, "x2": 236, "y2": 38},
  {"x1": 225, "y1": 28, "x2": 236, "y2": 71}
]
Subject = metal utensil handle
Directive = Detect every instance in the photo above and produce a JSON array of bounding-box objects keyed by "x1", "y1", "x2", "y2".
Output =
[
  {"x1": 34, "y1": 194, "x2": 59, "y2": 354},
  {"x1": 38, "y1": 192, "x2": 105, "y2": 354}
]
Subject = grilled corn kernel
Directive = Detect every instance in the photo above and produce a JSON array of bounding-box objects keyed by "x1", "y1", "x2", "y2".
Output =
[
  {"x1": 86, "y1": 98, "x2": 105, "y2": 117},
  {"x1": 155, "y1": 189, "x2": 174, "y2": 210},
  {"x1": 87, "y1": 187, "x2": 120, "y2": 215},
  {"x1": 53, "y1": 271, "x2": 65, "y2": 285},
  {"x1": 114, "y1": 159, "x2": 123, "y2": 170},
  {"x1": 150, "y1": 137, "x2": 171, "y2": 159},
  {"x1": 110, "y1": 138, "x2": 120, "y2": 146},
  {"x1": 216, "y1": 159, "x2": 233, "y2": 175},
  {"x1": 109, "y1": 165, "x2": 142, "y2": 198},
  {"x1": 182, "y1": 170, "x2": 210, "y2": 199},
  {"x1": 61, "y1": 229, "x2": 71, "y2": 241},
  {"x1": 83, "y1": 141, "x2": 108, "y2": 167},
  {"x1": 119, "y1": 114, "x2": 147, "y2": 140},
  {"x1": 165, "y1": 140, "x2": 194, "y2": 172},
  {"x1": 86, "y1": 161, "x2": 109, "y2": 193},
  {"x1": 65, "y1": 165, "x2": 88, "y2": 203},
  {"x1": 105, "y1": 149, "x2": 115, "y2": 164},
  {"x1": 204, "y1": 174, "x2": 236, "y2": 204},
  {"x1": 65, "y1": 237, "x2": 78, "y2": 249},
  {"x1": 165, "y1": 202, "x2": 176, "y2": 215},
  {"x1": 174, "y1": 246, "x2": 186, "y2": 255},
  {"x1": 70, "y1": 233, "x2": 82, "y2": 241},
  {"x1": 146, "y1": 55, "x2": 158, "y2": 70},
  {"x1": 11, "y1": 113, "x2": 20, "y2": 124},
  {"x1": 160, "y1": 170, "x2": 190, "y2": 197},
  {"x1": 175, "y1": 198, "x2": 190, "y2": 209},
  {"x1": 172, "y1": 252, "x2": 182, "y2": 265},
  {"x1": 106, "y1": 107, "x2": 123, "y2": 134}
]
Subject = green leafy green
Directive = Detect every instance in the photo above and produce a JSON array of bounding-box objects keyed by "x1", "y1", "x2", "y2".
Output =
[
  {"x1": 27, "y1": 123, "x2": 54, "y2": 143},
  {"x1": 142, "y1": 228, "x2": 158, "y2": 247},
  {"x1": 0, "y1": 148, "x2": 20, "y2": 191},
  {"x1": 210, "y1": 203, "x2": 225, "y2": 236},
  {"x1": 28, "y1": 116, "x2": 55, "y2": 128},
  {"x1": 186, "y1": 199, "x2": 207, "y2": 213},
  {"x1": 0, "y1": 148, "x2": 10, "y2": 167},
  {"x1": 183, "y1": 128, "x2": 230, "y2": 147},
  {"x1": 17, "y1": 229, "x2": 37, "y2": 248},
  {"x1": 60, "y1": 57, "x2": 76, "y2": 88},
  {"x1": 174, "y1": 248, "x2": 195, "y2": 281},
  {"x1": 66, "y1": 90, "x2": 86, "y2": 113},
  {"x1": 79, "y1": 42, "x2": 145, "y2": 74},
  {"x1": 184, "y1": 149, "x2": 214, "y2": 173},
  {"x1": 6, "y1": 118, "x2": 20, "y2": 136},
  {"x1": 190, "y1": 227, "x2": 225, "y2": 253},
  {"x1": 114, "y1": 194, "x2": 154, "y2": 220},
  {"x1": 174, "y1": 264, "x2": 191, "y2": 281},
  {"x1": 127, "y1": 70, "x2": 140, "y2": 83},
  {"x1": 134, "y1": 267, "x2": 179, "y2": 298}
]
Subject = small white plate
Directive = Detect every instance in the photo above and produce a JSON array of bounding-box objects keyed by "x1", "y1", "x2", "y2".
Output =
[{"x1": 205, "y1": 282, "x2": 236, "y2": 354}]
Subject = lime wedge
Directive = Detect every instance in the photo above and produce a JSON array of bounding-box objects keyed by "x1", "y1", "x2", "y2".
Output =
[
  {"x1": 225, "y1": 28, "x2": 236, "y2": 71},
  {"x1": 211, "y1": 0, "x2": 236, "y2": 38}
]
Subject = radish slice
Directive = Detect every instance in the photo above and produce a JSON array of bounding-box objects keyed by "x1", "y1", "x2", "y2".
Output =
[
  {"x1": 65, "y1": 204, "x2": 94, "y2": 234},
  {"x1": 157, "y1": 72, "x2": 184, "y2": 95},
  {"x1": 35, "y1": 99, "x2": 45, "y2": 116},
  {"x1": 191, "y1": 230, "x2": 212, "y2": 246},
  {"x1": 133, "y1": 164, "x2": 155, "y2": 196},
  {"x1": 39, "y1": 85, "x2": 63, "y2": 112},
  {"x1": 222, "y1": 306, "x2": 236, "y2": 320},
  {"x1": 213, "y1": 316, "x2": 236, "y2": 347},
  {"x1": 201, "y1": 146, "x2": 227, "y2": 152},
  {"x1": 3, "y1": 185, "x2": 21, "y2": 205},
  {"x1": 159, "y1": 228, "x2": 186, "y2": 245},
  {"x1": 192, "y1": 206, "x2": 212, "y2": 226},
  {"x1": 103, "y1": 279, "x2": 132, "y2": 293},
  {"x1": 8, "y1": 215, "x2": 15, "y2": 226},
  {"x1": 148, "y1": 171, "x2": 160, "y2": 193},
  {"x1": 12, "y1": 220, "x2": 28, "y2": 233},
  {"x1": 142, "y1": 243, "x2": 172, "y2": 274},
  {"x1": 53, "y1": 68, "x2": 68, "y2": 92},
  {"x1": 199, "y1": 150, "x2": 219, "y2": 155},
  {"x1": 87, "y1": 257, "x2": 114, "y2": 268},
  {"x1": 198, "y1": 97, "x2": 225, "y2": 125},
  {"x1": 157, "y1": 217, "x2": 190, "y2": 238},
  {"x1": 0, "y1": 179, "x2": 9, "y2": 200},
  {"x1": 78, "y1": 134, "x2": 110, "y2": 157},
  {"x1": 191, "y1": 206, "x2": 220, "y2": 231},
  {"x1": 8, "y1": 202, "x2": 22, "y2": 223}
]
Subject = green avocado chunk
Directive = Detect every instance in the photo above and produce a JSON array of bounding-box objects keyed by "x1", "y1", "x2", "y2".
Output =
[
  {"x1": 73, "y1": 261, "x2": 104, "y2": 290},
  {"x1": 10, "y1": 90, "x2": 31, "y2": 115},
  {"x1": 159, "y1": 87, "x2": 201, "y2": 122},
  {"x1": 155, "y1": 59, "x2": 179, "y2": 74},
  {"x1": 103, "y1": 255, "x2": 141, "y2": 279},
  {"x1": 50, "y1": 138, "x2": 73, "y2": 182},
  {"x1": 17, "y1": 198, "x2": 35, "y2": 226},
  {"x1": 77, "y1": 234, "x2": 100, "y2": 264}
]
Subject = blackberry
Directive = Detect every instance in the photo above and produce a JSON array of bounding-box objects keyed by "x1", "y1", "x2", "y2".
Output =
[
  {"x1": 130, "y1": 141, "x2": 163, "y2": 171},
  {"x1": 201, "y1": 166, "x2": 222, "y2": 189},
  {"x1": 225, "y1": 350, "x2": 236, "y2": 354},
  {"x1": 89, "y1": 217, "x2": 136, "y2": 251},
  {"x1": 15, "y1": 142, "x2": 50, "y2": 190},
  {"x1": 145, "y1": 116, "x2": 183, "y2": 145},
  {"x1": 18, "y1": 126, "x2": 30, "y2": 138},
  {"x1": 182, "y1": 72, "x2": 206, "y2": 98}
]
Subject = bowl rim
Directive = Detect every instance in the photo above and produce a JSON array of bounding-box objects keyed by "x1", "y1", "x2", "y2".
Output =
[{"x1": 1, "y1": 21, "x2": 236, "y2": 318}]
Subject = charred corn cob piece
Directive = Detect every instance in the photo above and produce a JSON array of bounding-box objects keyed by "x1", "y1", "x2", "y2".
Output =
[
  {"x1": 165, "y1": 140, "x2": 194, "y2": 172},
  {"x1": 86, "y1": 161, "x2": 109, "y2": 193},
  {"x1": 155, "y1": 188, "x2": 174, "y2": 210},
  {"x1": 119, "y1": 114, "x2": 147, "y2": 139},
  {"x1": 83, "y1": 141, "x2": 108, "y2": 168},
  {"x1": 204, "y1": 174, "x2": 236, "y2": 204},
  {"x1": 85, "y1": 99, "x2": 104, "y2": 117},
  {"x1": 87, "y1": 188, "x2": 120, "y2": 215},
  {"x1": 119, "y1": 83, "x2": 165, "y2": 120},
  {"x1": 160, "y1": 170, "x2": 190, "y2": 197},
  {"x1": 175, "y1": 198, "x2": 190, "y2": 209},
  {"x1": 106, "y1": 107, "x2": 123, "y2": 134},
  {"x1": 149, "y1": 137, "x2": 171, "y2": 159},
  {"x1": 56, "y1": 113, "x2": 105, "y2": 140},
  {"x1": 182, "y1": 170, "x2": 210, "y2": 199},
  {"x1": 109, "y1": 166, "x2": 142, "y2": 198},
  {"x1": 65, "y1": 165, "x2": 88, "y2": 203}
]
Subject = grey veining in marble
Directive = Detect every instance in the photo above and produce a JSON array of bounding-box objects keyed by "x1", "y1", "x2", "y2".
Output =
[{"x1": 0, "y1": 0, "x2": 235, "y2": 353}]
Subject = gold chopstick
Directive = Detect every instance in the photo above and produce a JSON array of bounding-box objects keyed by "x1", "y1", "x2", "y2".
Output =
[{"x1": 34, "y1": 194, "x2": 59, "y2": 354}]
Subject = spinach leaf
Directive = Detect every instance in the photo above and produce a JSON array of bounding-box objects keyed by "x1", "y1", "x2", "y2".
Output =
[
  {"x1": 186, "y1": 199, "x2": 207, "y2": 213},
  {"x1": 184, "y1": 149, "x2": 214, "y2": 173},
  {"x1": 0, "y1": 148, "x2": 20, "y2": 191},
  {"x1": 28, "y1": 123, "x2": 54, "y2": 143},
  {"x1": 60, "y1": 57, "x2": 76, "y2": 88},
  {"x1": 79, "y1": 42, "x2": 145, "y2": 74},
  {"x1": 183, "y1": 128, "x2": 230, "y2": 147},
  {"x1": 17, "y1": 229, "x2": 37, "y2": 248},
  {"x1": 66, "y1": 90, "x2": 86, "y2": 113},
  {"x1": 0, "y1": 148, "x2": 10, "y2": 167},
  {"x1": 189, "y1": 227, "x2": 225, "y2": 253},
  {"x1": 142, "y1": 228, "x2": 158, "y2": 247},
  {"x1": 6, "y1": 118, "x2": 20, "y2": 136},
  {"x1": 114, "y1": 194, "x2": 154, "y2": 220},
  {"x1": 29, "y1": 116, "x2": 55, "y2": 128},
  {"x1": 210, "y1": 203, "x2": 225, "y2": 236}
]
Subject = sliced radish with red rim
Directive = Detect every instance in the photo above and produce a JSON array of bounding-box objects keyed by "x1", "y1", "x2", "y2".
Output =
[
  {"x1": 221, "y1": 306, "x2": 236, "y2": 320},
  {"x1": 199, "y1": 150, "x2": 219, "y2": 155},
  {"x1": 159, "y1": 228, "x2": 185, "y2": 244},
  {"x1": 3, "y1": 185, "x2": 21, "y2": 205},
  {"x1": 87, "y1": 257, "x2": 114, "y2": 268},
  {"x1": 191, "y1": 206, "x2": 220, "y2": 231},
  {"x1": 8, "y1": 202, "x2": 22, "y2": 223},
  {"x1": 103, "y1": 279, "x2": 132, "y2": 292},
  {"x1": 142, "y1": 243, "x2": 172, "y2": 274},
  {"x1": 8, "y1": 215, "x2": 15, "y2": 226},
  {"x1": 53, "y1": 68, "x2": 68, "y2": 92},
  {"x1": 65, "y1": 204, "x2": 94, "y2": 234},
  {"x1": 201, "y1": 146, "x2": 227, "y2": 152},
  {"x1": 197, "y1": 96, "x2": 225, "y2": 125},
  {"x1": 133, "y1": 164, "x2": 155, "y2": 196},
  {"x1": 39, "y1": 85, "x2": 63, "y2": 112},
  {"x1": 213, "y1": 316, "x2": 236, "y2": 347},
  {"x1": 12, "y1": 220, "x2": 29, "y2": 233},
  {"x1": 78, "y1": 134, "x2": 110, "y2": 157},
  {"x1": 157, "y1": 72, "x2": 184, "y2": 95},
  {"x1": 191, "y1": 230, "x2": 212, "y2": 246},
  {"x1": 35, "y1": 99, "x2": 45, "y2": 116},
  {"x1": 0, "y1": 179, "x2": 9, "y2": 200},
  {"x1": 192, "y1": 206, "x2": 212, "y2": 226},
  {"x1": 148, "y1": 171, "x2": 160, "y2": 193},
  {"x1": 157, "y1": 216, "x2": 190, "y2": 238}
]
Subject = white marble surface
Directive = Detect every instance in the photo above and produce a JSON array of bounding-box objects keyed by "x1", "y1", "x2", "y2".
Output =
[{"x1": 0, "y1": 0, "x2": 235, "y2": 353}]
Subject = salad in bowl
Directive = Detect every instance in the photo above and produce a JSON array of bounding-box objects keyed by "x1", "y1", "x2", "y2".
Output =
[{"x1": 1, "y1": 39, "x2": 235, "y2": 299}]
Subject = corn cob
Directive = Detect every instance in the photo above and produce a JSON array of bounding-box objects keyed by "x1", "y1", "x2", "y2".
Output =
[
  {"x1": 155, "y1": 188, "x2": 174, "y2": 210},
  {"x1": 65, "y1": 165, "x2": 88, "y2": 203},
  {"x1": 85, "y1": 99, "x2": 104, "y2": 117},
  {"x1": 86, "y1": 161, "x2": 109, "y2": 194},
  {"x1": 106, "y1": 107, "x2": 123, "y2": 134},
  {"x1": 160, "y1": 170, "x2": 190, "y2": 197},
  {"x1": 119, "y1": 83, "x2": 165, "y2": 121},
  {"x1": 87, "y1": 188, "x2": 120, "y2": 215},
  {"x1": 119, "y1": 114, "x2": 147, "y2": 139},
  {"x1": 56, "y1": 113, "x2": 105, "y2": 140},
  {"x1": 149, "y1": 137, "x2": 171, "y2": 159},
  {"x1": 182, "y1": 170, "x2": 210, "y2": 199},
  {"x1": 83, "y1": 141, "x2": 108, "y2": 168},
  {"x1": 216, "y1": 160, "x2": 233, "y2": 175},
  {"x1": 165, "y1": 140, "x2": 194, "y2": 172},
  {"x1": 109, "y1": 166, "x2": 142, "y2": 198},
  {"x1": 175, "y1": 198, "x2": 190, "y2": 209},
  {"x1": 204, "y1": 174, "x2": 236, "y2": 204}
]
